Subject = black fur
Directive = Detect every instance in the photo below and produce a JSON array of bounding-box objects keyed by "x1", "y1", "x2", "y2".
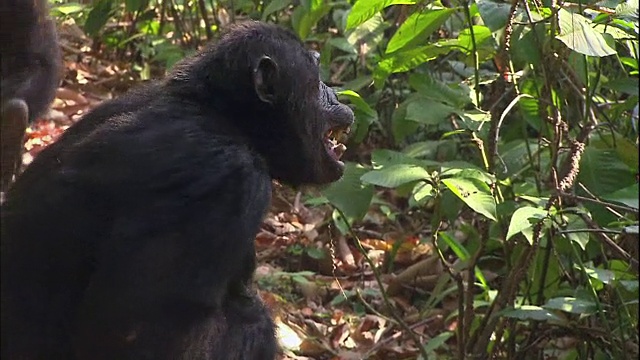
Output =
[
  {"x1": 0, "y1": 0, "x2": 62, "y2": 191},
  {"x1": 1, "y1": 21, "x2": 353, "y2": 360}
]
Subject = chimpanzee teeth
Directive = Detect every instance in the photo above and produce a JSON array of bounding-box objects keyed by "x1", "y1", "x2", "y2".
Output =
[{"x1": 331, "y1": 143, "x2": 347, "y2": 159}]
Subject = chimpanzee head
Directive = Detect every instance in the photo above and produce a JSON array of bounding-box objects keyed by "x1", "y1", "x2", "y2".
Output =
[{"x1": 169, "y1": 21, "x2": 354, "y2": 186}]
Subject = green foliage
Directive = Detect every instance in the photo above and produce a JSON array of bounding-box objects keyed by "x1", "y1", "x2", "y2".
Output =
[{"x1": 328, "y1": 0, "x2": 638, "y2": 356}]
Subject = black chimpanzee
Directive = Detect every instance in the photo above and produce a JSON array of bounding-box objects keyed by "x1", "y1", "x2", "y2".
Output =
[
  {"x1": 1, "y1": 21, "x2": 353, "y2": 360},
  {"x1": 0, "y1": 0, "x2": 63, "y2": 192}
]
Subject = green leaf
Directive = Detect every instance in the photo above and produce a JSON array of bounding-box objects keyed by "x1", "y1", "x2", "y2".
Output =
[
  {"x1": 54, "y1": 2, "x2": 85, "y2": 15},
  {"x1": 476, "y1": 0, "x2": 514, "y2": 31},
  {"x1": 457, "y1": 25, "x2": 493, "y2": 54},
  {"x1": 328, "y1": 37, "x2": 358, "y2": 54},
  {"x1": 439, "y1": 231, "x2": 470, "y2": 260},
  {"x1": 411, "y1": 181, "x2": 434, "y2": 205},
  {"x1": 371, "y1": 149, "x2": 438, "y2": 168},
  {"x1": 323, "y1": 163, "x2": 374, "y2": 223},
  {"x1": 501, "y1": 305, "x2": 564, "y2": 322},
  {"x1": 556, "y1": 8, "x2": 616, "y2": 57},
  {"x1": 543, "y1": 297, "x2": 597, "y2": 315},
  {"x1": 615, "y1": 0, "x2": 639, "y2": 19},
  {"x1": 292, "y1": 0, "x2": 331, "y2": 39},
  {"x1": 441, "y1": 168, "x2": 495, "y2": 184},
  {"x1": 346, "y1": 12, "x2": 387, "y2": 49},
  {"x1": 422, "y1": 331, "x2": 453, "y2": 353},
  {"x1": 339, "y1": 90, "x2": 377, "y2": 143},
  {"x1": 406, "y1": 98, "x2": 458, "y2": 125},
  {"x1": 125, "y1": 0, "x2": 148, "y2": 12},
  {"x1": 386, "y1": 7, "x2": 455, "y2": 54},
  {"x1": 590, "y1": 131, "x2": 640, "y2": 171},
  {"x1": 439, "y1": 231, "x2": 489, "y2": 288},
  {"x1": 506, "y1": 206, "x2": 548, "y2": 243},
  {"x1": 441, "y1": 177, "x2": 497, "y2": 221},
  {"x1": 579, "y1": 264, "x2": 616, "y2": 284},
  {"x1": 85, "y1": 0, "x2": 113, "y2": 37},
  {"x1": 605, "y1": 78, "x2": 640, "y2": 96},
  {"x1": 374, "y1": 41, "x2": 456, "y2": 85},
  {"x1": 305, "y1": 247, "x2": 326, "y2": 260},
  {"x1": 602, "y1": 183, "x2": 639, "y2": 209},
  {"x1": 346, "y1": 0, "x2": 416, "y2": 30},
  {"x1": 338, "y1": 90, "x2": 377, "y2": 118},
  {"x1": 578, "y1": 147, "x2": 636, "y2": 196},
  {"x1": 563, "y1": 214, "x2": 590, "y2": 250},
  {"x1": 262, "y1": 0, "x2": 293, "y2": 20},
  {"x1": 409, "y1": 73, "x2": 472, "y2": 108},
  {"x1": 361, "y1": 164, "x2": 431, "y2": 188}
]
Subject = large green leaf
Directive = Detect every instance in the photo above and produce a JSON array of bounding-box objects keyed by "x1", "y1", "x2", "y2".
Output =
[
  {"x1": 604, "y1": 78, "x2": 640, "y2": 96},
  {"x1": 361, "y1": 164, "x2": 431, "y2": 188},
  {"x1": 506, "y1": 206, "x2": 548, "y2": 244},
  {"x1": 346, "y1": 0, "x2": 416, "y2": 30},
  {"x1": 409, "y1": 73, "x2": 472, "y2": 108},
  {"x1": 556, "y1": 8, "x2": 616, "y2": 57},
  {"x1": 405, "y1": 98, "x2": 458, "y2": 125},
  {"x1": 476, "y1": 0, "x2": 514, "y2": 31},
  {"x1": 374, "y1": 40, "x2": 456, "y2": 85},
  {"x1": 579, "y1": 264, "x2": 616, "y2": 284},
  {"x1": 441, "y1": 177, "x2": 497, "y2": 221},
  {"x1": 262, "y1": 0, "x2": 293, "y2": 20},
  {"x1": 602, "y1": 183, "x2": 639, "y2": 209},
  {"x1": 615, "y1": 0, "x2": 639, "y2": 19},
  {"x1": 370, "y1": 149, "x2": 439, "y2": 168},
  {"x1": 457, "y1": 25, "x2": 494, "y2": 55},
  {"x1": 85, "y1": 0, "x2": 113, "y2": 36},
  {"x1": 590, "y1": 132, "x2": 639, "y2": 171},
  {"x1": 501, "y1": 306, "x2": 565, "y2": 322},
  {"x1": 441, "y1": 168, "x2": 495, "y2": 185},
  {"x1": 323, "y1": 163, "x2": 374, "y2": 223},
  {"x1": 385, "y1": 7, "x2": 455, "y2": 54},
  {"x1": 292, "y1": 0, "x2": 331, "y2": 39},
  {"x1": 125, "y1": 0, "x2": 148, "y2": 12},
  {"x1": 54, "y1": 2, "x2": 85, "y2": 15},
  {"x1": 346, "y1": 12, "x2": 387, "y2": 49},
  {"x1": 544, "y1": 297, "x2": 597, "y2": 315},
  {"x1": 578, "y1": 147, "x2": 636, "y2": 196}
]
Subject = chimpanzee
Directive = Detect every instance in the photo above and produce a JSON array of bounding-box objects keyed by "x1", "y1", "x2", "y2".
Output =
[
  {"x1": 1, "y1": 21, "x2": 353, "y2": 360},
  {"x1": 0, "y1": 0, "x2": 63, "y2": 192}
]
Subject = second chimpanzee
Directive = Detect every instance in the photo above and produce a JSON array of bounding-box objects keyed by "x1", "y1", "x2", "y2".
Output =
[
  {"x1": 0, "y1": 0, "x2": 63, "y2": 191},
  {"x1": 1, "y1": 21, "x2": 353, "y2": 360}
]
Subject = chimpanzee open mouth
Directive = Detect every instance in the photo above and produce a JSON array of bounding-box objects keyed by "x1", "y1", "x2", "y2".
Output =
[{"x1": 324, "y1": 126, "x2": 350, "y2": 162}]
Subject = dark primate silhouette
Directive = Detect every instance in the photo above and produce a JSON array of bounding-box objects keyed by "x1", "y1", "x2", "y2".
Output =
[
  {"x1": 1, "y1": 21, "x2": 353, "y2": 360},
  {"x1": 0, "y1": 0, "x2": 62, "y2": 192}
]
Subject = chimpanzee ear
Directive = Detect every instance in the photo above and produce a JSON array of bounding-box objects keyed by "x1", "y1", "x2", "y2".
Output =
[{"x1": 253, "y1": 56, "x2": 279, "y2": 104}]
